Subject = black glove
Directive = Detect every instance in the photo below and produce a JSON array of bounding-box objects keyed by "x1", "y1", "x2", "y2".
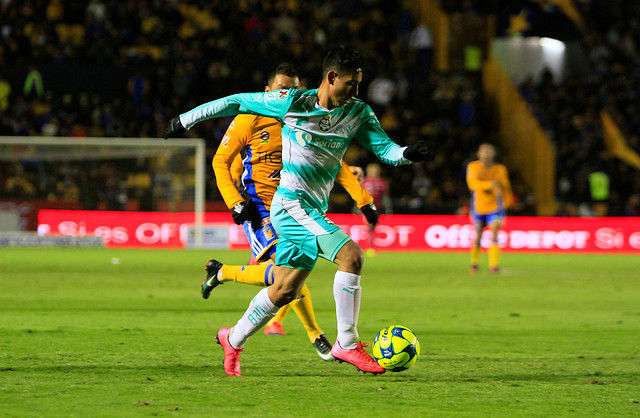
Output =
[
  {"x1": 360, "y1": 203, "x2": 379, "y2": 226},
  {"x1": 163, "y1": 116, "x2": 186, "y2": 139},
  {"x1": 230, "y1": 201, "x2": 252, "y2": 225},
  {"x1": 403, "y1": 140, "x2": 429, "y2": 162}
]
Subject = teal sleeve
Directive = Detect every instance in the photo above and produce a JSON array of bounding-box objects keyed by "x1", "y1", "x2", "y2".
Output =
[
  {"x1": 355, "y1": 105, "x2": 410, "y2": 166},
  {"x1": 179, "y1": 89, "x2": 296, "y2": 130}
]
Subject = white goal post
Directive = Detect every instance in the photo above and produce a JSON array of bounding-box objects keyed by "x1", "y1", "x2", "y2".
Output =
[{"x1": 0, "y1": 136, "x2": 206, "y2": 247}]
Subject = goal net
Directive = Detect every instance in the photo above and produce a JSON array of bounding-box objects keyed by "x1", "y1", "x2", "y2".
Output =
[{"x1": 0, "y1": 136, "x2": 205, "y2": 247}]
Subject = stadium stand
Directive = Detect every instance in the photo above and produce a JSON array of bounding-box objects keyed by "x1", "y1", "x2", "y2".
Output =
[
  {"x1": 520, "y1": 0, "x2": 640, "y2": 215},
  {"x1": 26, "y1": 1, "x2": 640, "y2": 218},
  {"x1": 2, "y1": 0, "x2": 513, "y2": 216}
]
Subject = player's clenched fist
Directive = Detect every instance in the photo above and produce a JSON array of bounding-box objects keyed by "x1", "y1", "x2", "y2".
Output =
[
  {"x1": 403, "y1": 139, "x2": 429, "y2": 162},
  {"x1": 163, "y1": 116, "x2": 186, "y2": 139},
  {"x1": 359, "y1": 203, "x2": 379, "y2": 226},
  {"x1": 230, "y1": 201, "x2": 252, "y2": 225}
]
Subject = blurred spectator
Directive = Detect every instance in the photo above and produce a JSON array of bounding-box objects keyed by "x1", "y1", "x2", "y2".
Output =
[
  {"x1": 625, "y1": 195, "x2": 640, "y2": 217},
  {"x1": 23, "y1": 67, "x2": 44, "y2": 99},
  {"x1": 409, "y1": 23, "x2": 433, "y2": 70},
  {"x1": 0, "y1": 75, "x2": 10, "y2": 111},
  {"x1": 0, "y1": 0, "x2": 525, "y2": 215},
  {"x1": 362, "y1": 163, "x2": 392, "y2": 214},
  {"x1": 521, "y1": 0, "x2": 640, "y2": 215},
  {"x1": 589, "y1": 169, "x2": 609, "y2": 216}
]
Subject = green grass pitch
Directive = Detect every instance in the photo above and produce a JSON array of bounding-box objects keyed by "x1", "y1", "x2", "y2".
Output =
[{"x1": 1, "y1": 248, "x2": 639, "y2": 416}]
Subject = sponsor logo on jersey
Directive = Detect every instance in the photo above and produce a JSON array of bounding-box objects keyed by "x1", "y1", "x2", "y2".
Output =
[
  {"x1": 319, "y1": 114, "x2": 331, "y2": 131},
  {"x1": 313, "y1": 138, "x2": 343, "y2": 149},
  {"x1": 256, "y1": 151, "x2": 281, "y2": 164},
  {"x1": 278, "y1": 89, "x2": 288, "y2": 98},
  {"x1": 260, "y1": 130, "x2": 270, "y2": 143}
]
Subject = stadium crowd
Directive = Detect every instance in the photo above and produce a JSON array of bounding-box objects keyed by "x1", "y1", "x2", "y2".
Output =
[
  {"x1": 1, "y1": 0, "x2": 511, "y2": 215},
  {"x1": 521, "y1": 0, "x2": 640, "y2": 216}
]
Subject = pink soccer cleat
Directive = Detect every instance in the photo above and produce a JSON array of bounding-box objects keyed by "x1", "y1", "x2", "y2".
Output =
[
  {"x1": 490, "y1": 266, "x2": 500, "y2": 274},
  {"x1": 216, "y1": 327, "x2": 243, "y2": 376},
  {"x1": 331, "y1": 341, "x2": 385, "y2": 375},
  {"x1": 264, "y1": 321, "x2": 287, "y2": 336}
]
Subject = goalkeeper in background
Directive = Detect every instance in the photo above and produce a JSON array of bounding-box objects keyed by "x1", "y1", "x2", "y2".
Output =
[
  {"x1": 203, "y1": 63, "x2": 379, "y2": 361},
  {"x1": 466, "y1": 143, "x2": 512, "y2": 273}
]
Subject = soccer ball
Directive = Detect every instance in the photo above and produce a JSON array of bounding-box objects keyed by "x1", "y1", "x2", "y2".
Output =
[{"x1": 372, "y1": 325, "x2": 420, "y2": 372}]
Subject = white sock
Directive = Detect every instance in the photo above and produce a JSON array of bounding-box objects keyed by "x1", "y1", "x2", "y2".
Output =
[
  {"x1": 333, "y1": 271, "x2": 361, "y2": 350},
  {"x1": 228, "y1": 288, "x2": 279, "y2": 348}
]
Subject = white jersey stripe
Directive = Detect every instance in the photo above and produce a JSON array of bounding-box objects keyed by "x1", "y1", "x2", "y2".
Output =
[{"x1": 281, "y1": 198, "x2": 329, "y2": 236}]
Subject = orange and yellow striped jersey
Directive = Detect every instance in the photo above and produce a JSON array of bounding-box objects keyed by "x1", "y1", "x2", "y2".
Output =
[
  {"x1": 213, "y1": 114, "x2": 373, "y2": 218},
  {"x1": 466, "y1": 160, "x2": 512, "y2": 215}
]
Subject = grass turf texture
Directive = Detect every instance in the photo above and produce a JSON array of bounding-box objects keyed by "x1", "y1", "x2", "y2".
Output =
[{"x1": 1, "y1": 248, "x2": 639, "y2": 416}]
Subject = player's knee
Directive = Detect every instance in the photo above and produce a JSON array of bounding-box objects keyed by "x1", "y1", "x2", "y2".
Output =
[
  {"x1": 343, "y1": 245, "x2": 365, "y2": 274},
  {"x1": 270, "y1": 283, "x2": 297, "y2": 306}
]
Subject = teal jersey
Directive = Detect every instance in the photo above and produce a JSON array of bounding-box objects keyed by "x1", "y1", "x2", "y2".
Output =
[{"x1": 180, "y1": 88, "x2": 410, "y2": 211}]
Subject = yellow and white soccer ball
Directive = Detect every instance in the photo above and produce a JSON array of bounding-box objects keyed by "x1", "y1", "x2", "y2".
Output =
[{"x1": 372, "y1": 325, "x2": 420, "y2": 372}]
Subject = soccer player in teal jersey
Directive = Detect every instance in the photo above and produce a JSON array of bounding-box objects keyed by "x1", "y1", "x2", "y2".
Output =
[{"x1": 165, "y1": 47, "x2": 429, "y2": 375}]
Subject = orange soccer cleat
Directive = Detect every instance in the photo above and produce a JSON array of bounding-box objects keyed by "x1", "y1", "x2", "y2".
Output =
[{"x1": 264, "y1": 321, "x2": 287, "y2": 336}]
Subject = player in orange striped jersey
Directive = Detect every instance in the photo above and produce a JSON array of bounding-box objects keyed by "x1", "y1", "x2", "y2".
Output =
[
  {"x1": 202, "y1": 63, "x2": 378, "y2": 361},
  {"x1": 466, "y1": 143, "x2": 512, "y2": 273}
]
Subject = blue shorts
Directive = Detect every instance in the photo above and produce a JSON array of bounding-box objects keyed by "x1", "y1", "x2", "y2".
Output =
[
  {"x1": 243, "y1": 218, "x2": 278, "y2": 262},
  {"x1": 270, "y1": 192, "x2": 351, "y2": 271},
  {"x1": 471, "y1": 209, "x2": 505, "y2": 227}
]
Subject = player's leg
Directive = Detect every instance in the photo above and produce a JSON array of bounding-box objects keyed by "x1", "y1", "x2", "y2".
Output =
[
  {"x1": 330, "y1": 240, "x2": 364, "y2": 348},
  {"x1": 201, "y1": 260, "x2": 274, "y2": 298},
  {"x1": 217, "y1": 265, "x2": 310, "y2": 376},
  {"x1": 470, "y1": 215, "x2": 485, "y2": 273},
  {"x1": 264, "y1": 303, "x2": 290, "y2": 335},
  {"x1": 274, "y1": 195, "x2": 383, "y2": 373},
  {"x1": 328, "y1": 238, "x2": 384, "y2": 374},
  {"x1": 263, "y1": 251, "x2": 289, "y2": 335},
  {"x1": 217, "y1": 205, "x2": 319, "y2": 376},
  {"x1": 306, "y1": 224, "x2": 383, "y2": 373},
  {"x1": 266, "y1": 283, "x2": 326, "y2": 339},
  {"x1": 289, "y1": 284, "x2": 323, "y2": 342},
  {"x1": 488, "y1": 216, "x2": 503, "y2": 273},
  {"x1": 288, "y1": 284, "x2": 333, "y2": 360},
  {"x1": 230, "y1": 266, "x2": 310, "y2": 350},
  {"x1": 268, "y1": 194, "x2": 381, "y2": 371},
  {"x1": 201, "y1": 221, "x2": 277, "y2": 298},
  {"x1": 262, "y1": 250, "x2": 332, "y2": 359}
]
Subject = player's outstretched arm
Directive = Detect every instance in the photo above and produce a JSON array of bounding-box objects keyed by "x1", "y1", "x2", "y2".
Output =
[
  {"x1": 356, "y1": 105, "x2": 428, "y2": 165},
  {"x1": 164, "y1": 89, "x2": 297, "y2": 138},
  {"x1": 212, "y1": 116, "x2": 253, "y2": 212}
]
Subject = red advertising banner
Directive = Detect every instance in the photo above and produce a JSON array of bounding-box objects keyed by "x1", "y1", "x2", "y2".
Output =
[{"x1": 38, "y1": 210, "x2": 640, "y2": 253}]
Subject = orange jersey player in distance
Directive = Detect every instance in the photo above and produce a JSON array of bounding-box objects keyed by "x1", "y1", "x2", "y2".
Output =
[
  {"x1": 466, "y1": 143, "x2": 512, "y2": 273},
  {"x1": 202, "y1": 63, "x2": 378, "y2": 362}
]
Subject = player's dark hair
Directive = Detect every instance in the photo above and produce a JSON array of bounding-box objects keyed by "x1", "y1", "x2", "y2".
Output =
[
  {"x1": 322, "y1": 46, "x2": 365, "y2": 75},
  {"x1": 267, "y1": 63, "x2": 298, "y2": 85}
]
